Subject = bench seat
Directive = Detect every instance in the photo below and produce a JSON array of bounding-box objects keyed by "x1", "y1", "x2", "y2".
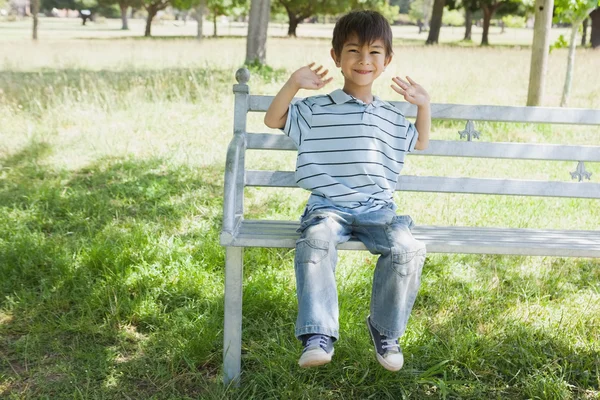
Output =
[{"x1": 221, "y1": 220, "x2": 600, "y2": 258}]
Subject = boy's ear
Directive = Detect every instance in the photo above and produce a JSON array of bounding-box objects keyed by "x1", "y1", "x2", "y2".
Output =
[
  {"x1": 330, "y1": 48, "x2": 340, "y2": 67},
  {"x1": 384, "y1": 55, "x2": 393, "y2": 67}
]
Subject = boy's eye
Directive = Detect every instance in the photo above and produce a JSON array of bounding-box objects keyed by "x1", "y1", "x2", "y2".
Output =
[
  {"x1": 349, "y1": 49, "x2": 359, "y2": 53},
  {"x1": 371, "y1": 51, "x2": 381, "y2": 54}
]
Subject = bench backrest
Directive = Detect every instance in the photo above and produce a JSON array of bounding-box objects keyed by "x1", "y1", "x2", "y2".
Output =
[{"x1": 223, "y1": 68, "x2": 600, "y2": 234}]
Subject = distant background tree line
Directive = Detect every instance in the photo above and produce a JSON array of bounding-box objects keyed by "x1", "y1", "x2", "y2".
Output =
[{"x1": 3, "y1": 0, "x2": 599, "y2": 46}]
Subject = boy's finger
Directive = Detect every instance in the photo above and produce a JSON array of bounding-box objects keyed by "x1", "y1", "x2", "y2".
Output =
[
  {"x1": 319, "y1": 69, "x2": 329, "y2": 78},
  {"x1": 392, "y1": 77, "x2": 409, "y2": 87},
  {"x1": 307, "y1": 62, "x2": 315, "y2": 68},
  {"x1": 406, "y1": 76, "x2": 418, "y2": 85},
  {"x1": 323, "y1": 77, "x2": 334, "y2": 84},
  {"x1": 391, "y1": 85, "x2": 406, "y2": 95},
  {"x1": 313, "y1": 65, "x2": 323, "y2": 73}
]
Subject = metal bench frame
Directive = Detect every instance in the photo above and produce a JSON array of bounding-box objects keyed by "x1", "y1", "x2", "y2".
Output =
[{"x1": 220, "y1": 68, "x2": 600, "y2": 385}]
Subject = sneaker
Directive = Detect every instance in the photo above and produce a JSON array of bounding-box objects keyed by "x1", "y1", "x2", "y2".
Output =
[
  {"x1": 366, "y1": 315, "x2": 404, "y2": 371},
  {"x1": 298, "y1": 334, "x2": 334, "y2": 368}
]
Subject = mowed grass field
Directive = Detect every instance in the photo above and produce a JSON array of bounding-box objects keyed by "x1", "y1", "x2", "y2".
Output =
[{"x1": 1, "y1": 19, "x2": 599, "y2": 399}]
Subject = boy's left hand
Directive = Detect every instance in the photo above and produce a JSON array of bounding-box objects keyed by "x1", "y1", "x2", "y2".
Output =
[{"x1": 391, "y1": 76, "x2": 430, "y2": 106}]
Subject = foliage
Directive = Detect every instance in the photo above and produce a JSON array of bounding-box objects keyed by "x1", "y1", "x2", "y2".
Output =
[
  {"x1": 391, "y1": 0, "x2": 412, "y2": 14},
  {"x1": 550, "y1": 33, "x2": 569, "y2": 52},
  {"x1": 442, "y1": 7, "x2": 464, "y2": 25},
  {"x1": 97, "y1": 0, "x2": 142, "y2": 14},
  {"x1": 554, "y1": 0, "x2": 599, "y2": 23},
  {"x1": 409, "y1": 0, "x2": 433, "y2": 21},
  {"x1": 41, "y1": 0, "x2": 96, "y2": 11},
  {"x1": 174, "y1": 0, "x2": 246, "y2": 20},
  {"x1": 501, "y1": 14, "x2": 526, "y2": 27}
]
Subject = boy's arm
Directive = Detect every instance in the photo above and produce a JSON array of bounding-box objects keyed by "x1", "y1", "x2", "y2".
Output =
[
  {"x1": 414, "y1": 103, "x2": 431, "y2": 150},
  {"x1": 391, "y1": 76, "x2": 431, "y2": 150},
  {"x1": 264, "y1": 63, "x2": 333, "y2": 129},
  {"x1": 264, "y1": 80, "x2": 300, "y2": 129}
]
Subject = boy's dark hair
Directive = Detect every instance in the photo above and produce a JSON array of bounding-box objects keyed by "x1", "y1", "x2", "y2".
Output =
[{"x1": 332, "y1": 10, "x2": 393, "y2": 60}]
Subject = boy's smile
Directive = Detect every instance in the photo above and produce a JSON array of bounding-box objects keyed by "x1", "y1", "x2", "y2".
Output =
[{"x1": 330, "y1": 34, "x2": 392, "y2": 103}]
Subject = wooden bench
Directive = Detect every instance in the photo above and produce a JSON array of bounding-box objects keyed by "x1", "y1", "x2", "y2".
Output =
[{"x1": 220, "y1": 67, "x2": 600, "y2": 385}]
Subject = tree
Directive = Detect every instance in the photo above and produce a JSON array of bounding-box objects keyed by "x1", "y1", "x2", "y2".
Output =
[
  {"x1": 591, "y1": 7, "x2": 600, "y2": 47},
  {"x1": 526, "y1": 0, "x2": 553, "y2": 105},
  {"x1": 246, "y1": 0, "x2": 270, "y2": 64},
  {"x1": 554, "y1": 0, "x2": 599, "y2": 106},
  {"x1": 32, "y1": 0, "x2": 40, "y2": 40},
  {"x1": 461, "y1": 0, "x2": 480, "y2": 40},
  {"x1": 143, "y1": 0, "x2": 171, "y2": 36},
  {"x1": 98, "y1": 0, "x2": 142, "y2": 29},
  {"x1": 426, "y1": 0, "x2": 445, "y2": 43},
  {"x1": 195, "y1": 0, "x2": 207, "y2": 40}
]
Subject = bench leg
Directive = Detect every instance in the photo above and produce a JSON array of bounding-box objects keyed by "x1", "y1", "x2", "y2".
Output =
[{"x1": 223, "y1": 246, "x2": 244, "y2": 386}]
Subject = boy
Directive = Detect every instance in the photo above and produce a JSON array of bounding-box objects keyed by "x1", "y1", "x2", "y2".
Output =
[{"x1": 264, "y1": 10, "x2": 430, "y2": 372}]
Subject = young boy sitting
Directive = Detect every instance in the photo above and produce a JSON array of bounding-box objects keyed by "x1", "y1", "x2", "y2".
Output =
[{"x1": 264, "y1": 10, "x2": 431, "y2": 372}]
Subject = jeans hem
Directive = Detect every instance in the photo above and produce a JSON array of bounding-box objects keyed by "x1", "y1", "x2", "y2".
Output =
[
  {"x1": 369, "y1": 317, "x2": 403, "y2": 339},
  {"x1": 295, "y1": 325, "x2": 339, "y2": 341}
]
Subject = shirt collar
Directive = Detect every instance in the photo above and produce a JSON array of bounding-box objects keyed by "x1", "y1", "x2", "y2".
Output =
[{"x1": 329, "y1": 89, "x2": 386, "y2": 108}]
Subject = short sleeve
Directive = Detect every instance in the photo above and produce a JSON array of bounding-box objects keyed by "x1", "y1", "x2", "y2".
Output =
[
  {"x1": 405, "y1": 121, "x2": 419, "y2": 153},
  {"x1": 282, "y1": 98, "x2": 313, "y2": 148}
]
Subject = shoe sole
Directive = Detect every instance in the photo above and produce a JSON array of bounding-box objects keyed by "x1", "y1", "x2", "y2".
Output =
[
  {"x1": 366, "y1": 316, "x2": 403, "y2": 372},
  {"x1": 298, "y1": 348, "x2": 334, "y2": 368}
]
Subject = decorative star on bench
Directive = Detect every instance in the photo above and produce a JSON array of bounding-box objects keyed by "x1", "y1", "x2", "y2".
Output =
[
  {"x1": 458, "y1": 120, "x2": 481, "y2": 141},
  {"x1": 570, "y1": 161, "x2": 592, "y2": 182}
]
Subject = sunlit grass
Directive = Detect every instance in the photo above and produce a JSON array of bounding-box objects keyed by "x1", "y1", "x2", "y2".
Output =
[{"x1": 0, "y1": 26, "x2": 599, "y2": 399}]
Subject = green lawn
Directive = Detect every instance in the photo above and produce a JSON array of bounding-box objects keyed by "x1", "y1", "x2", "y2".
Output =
[{"x1": 0, "y1": 25, "x2": 599, "y2": 399}]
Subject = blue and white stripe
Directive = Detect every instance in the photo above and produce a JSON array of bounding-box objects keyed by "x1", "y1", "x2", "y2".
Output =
[{"x1": 283, "y1": 89, "x2": 418, "y2": 213}]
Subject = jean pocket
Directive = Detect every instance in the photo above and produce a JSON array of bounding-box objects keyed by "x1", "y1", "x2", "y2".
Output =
[
  {"x1": 391, "y1": 246, "x2": 426, "y2": 276},
  {"x1": 296, "y1": 238, "x2": 329, "y2": 264}
]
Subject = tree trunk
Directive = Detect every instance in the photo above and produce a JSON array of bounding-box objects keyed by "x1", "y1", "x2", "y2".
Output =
[
  {"x1": 213, "y1": 12, "x2": 217, "y2": 37},
  {"x1": 561, "y1": 23, "x2": 579, "y2": 107},
  {"x1": 581, "y1": 17, "x2": 588, "y2": 46},
  {"x1": 245, "y1": 0, "x2": 271, "y2": 65},
  {"x1": 119, "y1": 3, "x2": 129, "y2": 30},
  {"x1": 32, "y1": 0, "x2": 39, "y2": 40},
  {"x1": 481, "y1": 5, "x2": 492, "y2": 45},
  {"x1": 526, "y1": 0, "x2": 554, "y2": 106},
  {"x1": 464, "y1": 9, "x2": 472, "y2": 40},
  {"x1": 426, "y1": 0, "x2": 445, "y2": 44},
  {"x1": 591, "y1": 7, "x2": 600, "y2": 48},
  {"x1": 287, "y1": 11, "x2": 300, "y2": 37},
  {"x1": 145, "y1": 6, "x2": 157, "y2": 37},
  {"x1": 195, "y1": 1, "x2": 205, "y2": 40}
]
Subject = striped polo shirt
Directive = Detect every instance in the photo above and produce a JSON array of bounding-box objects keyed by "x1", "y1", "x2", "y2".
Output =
[{"x1": 283, "y1": 88, "x2": 419, "y2": 213}]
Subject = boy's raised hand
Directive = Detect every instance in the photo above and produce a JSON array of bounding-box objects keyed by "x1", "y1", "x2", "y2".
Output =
[
  {"x1": 290, "y1": 62, "x2": 333, "y2": 90},
  {"x1": 391, "y1": 76, "x2": 430, "y2": 106}
]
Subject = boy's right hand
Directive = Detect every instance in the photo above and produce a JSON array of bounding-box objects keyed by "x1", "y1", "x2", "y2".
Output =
[{"x1": 290, "y1": 62, "x2": 333, "y2": 90}]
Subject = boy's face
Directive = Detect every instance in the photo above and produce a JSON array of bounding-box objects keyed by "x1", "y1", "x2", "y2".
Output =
[{"x1": 330, "y1": 34, "x2": 392, "y2": 89}]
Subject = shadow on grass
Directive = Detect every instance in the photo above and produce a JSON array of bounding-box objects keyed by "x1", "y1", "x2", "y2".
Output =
[
  {"x1": 1, "y1": 141, "x2": 598, "y2": 399},
  {"x1": 0, "y1": 141, "x2": 235, "y2": 398}
]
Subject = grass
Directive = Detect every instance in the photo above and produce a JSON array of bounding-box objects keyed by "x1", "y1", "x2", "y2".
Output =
[{"x1": 1, "y1": 23, "x2": 600, "y2": 399}]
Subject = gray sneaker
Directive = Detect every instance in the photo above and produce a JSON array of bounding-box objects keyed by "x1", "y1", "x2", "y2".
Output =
[
  {"x1": 366, "y1": 315, "x2": 404, "y2": 371},
  {"x1": 298, "y1": 334, "x2": 334, "y2": 368}
]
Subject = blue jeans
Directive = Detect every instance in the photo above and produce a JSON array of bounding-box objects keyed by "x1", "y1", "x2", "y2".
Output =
[{"x1": 294, "y1": 205, "x2": 426, "y2": 341}]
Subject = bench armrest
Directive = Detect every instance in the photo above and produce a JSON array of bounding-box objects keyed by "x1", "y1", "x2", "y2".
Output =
[{"x1": 222, "y1": 133, "x2": 246, "y2": 238}]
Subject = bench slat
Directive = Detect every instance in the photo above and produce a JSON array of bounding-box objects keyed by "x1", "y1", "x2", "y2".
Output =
[
  {"x1": 245, "y1": 171, "x2": 600, "y2": 199},
  {"x1": 221, "y1": 220, "x2": 600, "y2": 257},
  {"x1": 246, "y1": 134, "x2": 600, "y2": 162},
  {"x1": 248, "y1": 96, "x2": 600, "y2": 125}
]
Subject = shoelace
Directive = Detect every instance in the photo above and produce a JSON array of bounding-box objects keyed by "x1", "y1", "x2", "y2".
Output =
[
  {"x1": 305, "y1": 334, "x2": 328, "y2": 350},
  {"x1": 381, "y1": 337, "x2": 400, "y2": 352}
]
